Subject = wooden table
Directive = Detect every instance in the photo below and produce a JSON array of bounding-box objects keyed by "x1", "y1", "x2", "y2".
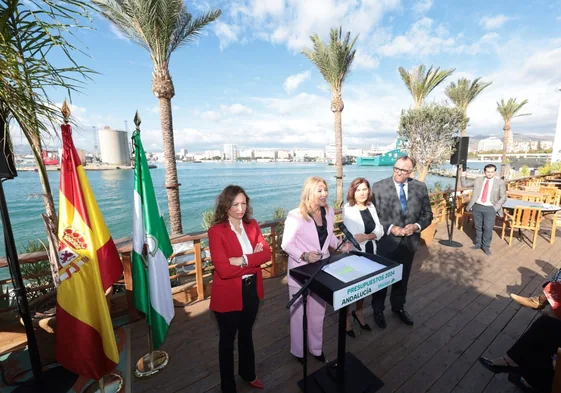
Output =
[
  {"x1": 541, "y1": 182, "x2": 561, "y2": 187},
  {"x1": 506, "y1": 190, "x2": 544, "y2": 198},
  {"x1": 503, "y1": 199, "x2": 560, "y2": 211}
]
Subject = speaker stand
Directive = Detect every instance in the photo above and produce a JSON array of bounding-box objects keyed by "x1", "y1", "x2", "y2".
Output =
[{"x1": 441, "y1": 137, "x2": 465, "y2": 249}]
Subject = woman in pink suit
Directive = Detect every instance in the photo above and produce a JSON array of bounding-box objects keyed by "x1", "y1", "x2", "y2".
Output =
[{"x1": 282, "y1": 176, "x2": 351, "y2": 364}]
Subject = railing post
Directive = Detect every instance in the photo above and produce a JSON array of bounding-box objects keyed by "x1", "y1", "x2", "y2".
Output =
[
  {"x1": 270, "y1": 225, "x2": 277, "y2": 277},
  {"x1": 194, "y1": 240, "x2": 204, "y2": 300},
  {"x1": 121, "y1": 252, "x2": 138, "y2": 320}
]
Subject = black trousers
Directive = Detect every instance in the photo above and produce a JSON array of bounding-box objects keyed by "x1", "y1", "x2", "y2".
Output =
[
  {"x1": 507, "y1": 315, "x2": 561, "y2": 393},
  {"x1": 372, "y1": 243, "x2": 414, "y2": 311},
  {"x1": 215, "y1": 277, "x2": 260, "y2": 393},
  {"x1": 472, "y1": 203, "x2": 496, "y2": 250}
]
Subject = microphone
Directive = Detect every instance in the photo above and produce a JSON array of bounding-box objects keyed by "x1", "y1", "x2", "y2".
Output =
[{"x1": 338, "y1": 223, "x2": 362, "y2": 251}]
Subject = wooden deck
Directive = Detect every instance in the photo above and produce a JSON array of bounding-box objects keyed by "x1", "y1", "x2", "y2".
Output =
[{"x1": 130, "y1": 220, "x2": 561, "y2": 393}]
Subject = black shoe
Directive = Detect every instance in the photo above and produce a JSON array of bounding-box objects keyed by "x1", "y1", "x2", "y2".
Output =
[
  {"x1": 483, "y1": 249, "x2": 491, "y2": 256},
  {"x1": 351, "y1": 310, "x2": 372, "y2": 331},
  {"x1": 478, "y1": 357, "x2": 520, "y2": 374},
  {"x1": 294, "y1": 355, "x2": 305, "y2": 365},
  {"x1": 507, "y1": 373, "x2": 539, "y2": 392},
  {"x1": 392, "y1": 308, "x2": 414, "y2": 325},
  {"x1": 314, "y1": 352, "x2": 327, "y2": 363},
  {"x1": 471, "y1": 244, "x2": 481, "y2": 250},
  {"x1": 346, "y1": 329, "x2": 356, "y2": 338},
  {"x1": 373, "y1": 311, "x2": 387, "y2": 329}
]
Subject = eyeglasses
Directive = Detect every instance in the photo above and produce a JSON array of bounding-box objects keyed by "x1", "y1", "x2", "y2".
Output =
[{"x1": 393, "y1": 167, "x2": 411, "y2": 174}]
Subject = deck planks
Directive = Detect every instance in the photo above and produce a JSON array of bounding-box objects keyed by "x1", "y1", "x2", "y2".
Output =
[{"x1": 131, "y1": 222, "x2": 561, "y2": 393}]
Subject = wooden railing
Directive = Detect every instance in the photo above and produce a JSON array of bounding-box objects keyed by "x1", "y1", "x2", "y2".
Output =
[{"x1": 1, "y1": 172, "x2": 559, "y2": 317}]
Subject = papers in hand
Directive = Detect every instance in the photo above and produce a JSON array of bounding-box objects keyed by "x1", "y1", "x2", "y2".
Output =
[{"x1": 322, "y1": 255, "x2": 386, "y2": 283}]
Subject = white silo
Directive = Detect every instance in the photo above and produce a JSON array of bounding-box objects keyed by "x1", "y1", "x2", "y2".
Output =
[{"x1": 98, "y1": 126, "x2": 131, "y2": 165}]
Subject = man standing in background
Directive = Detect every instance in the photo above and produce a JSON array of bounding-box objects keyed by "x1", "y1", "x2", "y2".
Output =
[
  {"x1": 371, "y1": 156, "x2": 433, "y2": 328},
  {"x1": 460, "y1": 164, "x2": 506, "y2": 256}
]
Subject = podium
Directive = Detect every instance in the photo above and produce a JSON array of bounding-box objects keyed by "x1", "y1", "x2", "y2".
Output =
[{"x1": 289, "y1": 251, "x2": 403, "y2": 393}]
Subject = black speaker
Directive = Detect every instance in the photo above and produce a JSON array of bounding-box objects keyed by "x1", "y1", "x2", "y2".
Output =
[
  {"x1": 0, "y1": 117, "x2": 17, "y2": 179},
  {"x1": 450, "y1": 136, "x2": 469, "y2": 167}
]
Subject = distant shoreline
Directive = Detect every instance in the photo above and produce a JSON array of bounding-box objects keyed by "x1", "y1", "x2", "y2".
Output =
[{"x1": 16, "y1": 164, "x2": 157, "y2": 171}]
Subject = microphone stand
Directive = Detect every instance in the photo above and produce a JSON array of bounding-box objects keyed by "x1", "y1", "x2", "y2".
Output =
[{"x1": 285, "y1": 239, "x2": 348, "y2": 393}]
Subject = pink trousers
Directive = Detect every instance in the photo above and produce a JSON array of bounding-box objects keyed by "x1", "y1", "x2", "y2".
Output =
[{"x1": 288, "y1": 284, "x2": 326, "y2": 358}]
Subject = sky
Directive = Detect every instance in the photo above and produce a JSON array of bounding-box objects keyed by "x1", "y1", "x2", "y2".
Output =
[{"x1": 14, "y1": 0, "x2": 561, "y2": 153}]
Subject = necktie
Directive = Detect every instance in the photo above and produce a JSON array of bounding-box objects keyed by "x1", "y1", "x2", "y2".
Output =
[
  {"x1": 399, "y1": 183, "x2": 407, "y2": 213},
  {"x1": 481, "y1": 180, "x2": 490, "y2": 203}
]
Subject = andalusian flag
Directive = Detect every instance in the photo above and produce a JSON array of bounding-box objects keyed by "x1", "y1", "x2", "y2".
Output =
[
  {"x1": 56, "y1": 123, "x2": 123, "y2": 380},
  {"x1": 132, "y1": 129, "x2": 174, "y2": 349}
]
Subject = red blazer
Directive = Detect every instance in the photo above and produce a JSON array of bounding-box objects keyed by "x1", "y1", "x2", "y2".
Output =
[{"x1": 208, "y1": 219, "x2": 271, "y2": 312}]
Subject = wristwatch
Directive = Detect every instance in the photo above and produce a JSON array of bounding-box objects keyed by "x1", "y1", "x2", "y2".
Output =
[
  {"x1": 300, "y1": 252, "x2": 307, "y2": 262},
  {"x1": 241, "y1": 255, "x2": 248, "y2": 267}
]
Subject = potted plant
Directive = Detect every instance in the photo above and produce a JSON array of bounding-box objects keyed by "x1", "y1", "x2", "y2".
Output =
[{"x1": 421, "y1": 182, "x2": 448, "y2": 246}]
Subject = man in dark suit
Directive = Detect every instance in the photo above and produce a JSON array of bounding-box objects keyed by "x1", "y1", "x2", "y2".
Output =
[{"x1": 371, "y1": 156, "x2": 433, "y2": 328}]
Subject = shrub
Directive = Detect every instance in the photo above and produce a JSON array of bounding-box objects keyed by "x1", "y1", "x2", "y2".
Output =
[
  {"x1": 538, "y1": 163, "x2": 552, "y2": 176},
  {"x1": 20, "y1": 240, "x2": 54, "y2": 301}
]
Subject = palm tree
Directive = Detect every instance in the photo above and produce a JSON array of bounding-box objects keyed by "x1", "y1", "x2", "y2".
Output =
[
  {"x1": 445, "y1": 78, "x2": 492, "y2": 136},
  {"x1": 1, "y1": 0, "x2": 93, "y2": 283},
  {"x1": 303, "y1": 27, "x2": 358, "y2": 206},
  {"x1": 398, "y1": 65, "x2": 455, "y2": 108},
  {"x1": 92, "y1": 0, "x2": 221, "y2": 234},
  {"x1": 497, "y1": 98, "x2": 530, "y2": 178}
]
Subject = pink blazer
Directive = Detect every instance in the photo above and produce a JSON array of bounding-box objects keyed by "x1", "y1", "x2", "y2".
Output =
[{"x1": 281, "y1": 207, "x2": 340, "y2": 287}]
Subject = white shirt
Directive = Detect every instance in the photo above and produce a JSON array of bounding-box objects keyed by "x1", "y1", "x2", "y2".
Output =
[
  {"x1": 387, "y1": 179, "x2": 421, "y2": 235},
  {"x1": 476, "y1": 177, "x2": 494, "y2": 207},
  {"x1": 229, "y1": 220, "x2": 253, "y2": 278}
]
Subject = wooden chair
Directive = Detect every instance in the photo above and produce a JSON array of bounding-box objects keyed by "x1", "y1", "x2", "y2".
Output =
[
  {"x1": 554, "y1": 190, "x2": 561, "y2": 206},
  {"x1": 542, "y1": 210, "x2": 561, "y2": 244},
  {"x1": 524, "y1": 185, "x2": 541, "y2": 192},
  {"x1": 540, "y1": 187, "x2": 558, "y2": 204},
  {"x1": 523, "y1": 195, "x2": 548, "y2": 203},
  {"x1": 507, "y1": 191, "x2": 524, "y2": 200},
  {"x1": 501, "y1": 207, "x2": 542, "y2": 249},
  {"x1": 454, "y1": 192, "x2": 473, "y2": 230}
]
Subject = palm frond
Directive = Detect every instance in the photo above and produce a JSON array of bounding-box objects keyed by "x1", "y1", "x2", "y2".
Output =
[
  {"x1": 92, "y1": 0, "x2": 220, "y2": 68},
  {"x1": 398, "y1": 65, "x2": 455, "y2": 107},
  {"x1": 445, "y1": 77, "x2": 492, "y2": 112},
  {"x1": 302, "y1": 26, "x2": 358, "y2": 94},
  {"x1": 496, "y1": 98, "x2": 529, "y2": 122}
]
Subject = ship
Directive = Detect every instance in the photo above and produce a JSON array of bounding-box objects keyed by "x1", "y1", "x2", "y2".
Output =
[
  {"x1": 327, "y1": 156, "x2": 351, "y2": 166},
  {"x1": 356, "y1": 139, "x2": 407, "y2": 166},
  {"x1": 42, "y1": 150, "x2": 60, "y2": 166}
]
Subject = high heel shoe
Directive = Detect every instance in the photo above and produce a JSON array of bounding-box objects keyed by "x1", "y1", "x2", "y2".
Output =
[
  {"x1": 346, "y1": 329, "x2": 356, "y2": 338},
  {"x1": 352, "y1": 310, "x2": 372, "y2": 331},
  {"x1": 247, "y1": 377, "x2": 264, "y2": 389}
]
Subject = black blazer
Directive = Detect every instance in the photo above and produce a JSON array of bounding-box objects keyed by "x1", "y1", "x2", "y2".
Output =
[{"x1": 372, "y1": 177, "x2": 433, "y2": 256}]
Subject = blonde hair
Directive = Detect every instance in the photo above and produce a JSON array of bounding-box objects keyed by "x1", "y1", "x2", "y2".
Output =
[{"x1": 299, "y1": 176, "x2": 329, "y2": 221}]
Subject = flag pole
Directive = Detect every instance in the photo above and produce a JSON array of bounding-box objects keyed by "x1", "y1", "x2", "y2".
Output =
[{"x1": 132, "y1": 112, "x2": 170, "y2": 379}]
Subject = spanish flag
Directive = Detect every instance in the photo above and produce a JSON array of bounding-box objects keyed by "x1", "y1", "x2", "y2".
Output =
[{"x1": 55, "y1": 123, "x2": 123, "y2": 380}]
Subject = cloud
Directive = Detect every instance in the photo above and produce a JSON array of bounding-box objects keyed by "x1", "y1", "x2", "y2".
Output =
[
  {"x1": 201, "y1": 110, "x2": 221, "y2": 122},
  {"x1": 108, "y1": 24, "x2": 130, "y2": 42},
  {"x1": 479, "y1": 15, "x2": 510, "y2": 30},
  {"x1": 217, "y1": 0, "x2": 401, "y2": 53},
  {"x1": 283, "y1": 71, "x2": 311, "y2": 94},
  {"x1": 352, "y1": 51, "x2": 380, "y2": 70},
  {"x1": 220, "y1": 103, "x2": 253, "y2": 115},
  {"x1": 377, "y1": 17, "x2": 456, "y2": 56},
  {"x1": 213, "y1": 21, "x2": 239, "y2": 49},
  {"x1": 412, "y1": 0, "x2": 433, "y2": 15}
]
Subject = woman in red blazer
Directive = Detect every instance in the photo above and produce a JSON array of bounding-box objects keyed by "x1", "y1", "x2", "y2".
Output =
[{"x1": 208, "y1": 185, "x2": 271, "y2": 393}]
